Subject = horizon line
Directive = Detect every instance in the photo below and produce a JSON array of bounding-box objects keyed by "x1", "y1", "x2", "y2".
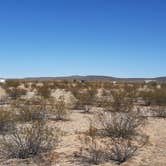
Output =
[{"x1": 1, "y1": 75, "x2": 166, "y2": 79}]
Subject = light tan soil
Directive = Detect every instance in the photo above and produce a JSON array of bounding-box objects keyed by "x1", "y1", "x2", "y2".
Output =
[{"x1": 1, "y1": 111, "x2": 166, "y2": 166}]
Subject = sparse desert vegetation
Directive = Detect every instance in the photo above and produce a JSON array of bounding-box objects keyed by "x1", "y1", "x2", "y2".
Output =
[
  {"x1": 1, "y1": 0, "x2": 166, "y2": 165},
  {"x1": 0, "y1": 79, "x2": 166, "y2": 165},
  {"x1": 0, "y1": 121, "x2": 60, "y2": 159}
]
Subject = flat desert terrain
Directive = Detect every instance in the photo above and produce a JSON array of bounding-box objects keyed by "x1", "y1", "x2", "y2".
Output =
[{"x1": 0, "y1": 80, "x2": 166, "y2": 166}]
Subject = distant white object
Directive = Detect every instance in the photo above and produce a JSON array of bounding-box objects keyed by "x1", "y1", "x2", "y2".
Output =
[
  {"x1": 157, "y1": 84, "x2": 161, "y2": 89},
  {"x1": 0, "y1": 79, "x2": 5, "y2": 83},
  {"x1": 145, "y1": 80, "x2": 156, "y2": 83}
]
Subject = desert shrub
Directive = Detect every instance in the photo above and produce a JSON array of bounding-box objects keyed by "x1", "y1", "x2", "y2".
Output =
[
  {"x1": 18, "y1": 105, "x2": 46, "y2": 122},
  {"x1": 74, "y1": 92, "x2": 89, "y2": 108},
  {"x1": 11, "y1": 98, "x2": 47, "y2": 122},
  {"x1": 31, "y1": 83, "x2": 37, "y2": 89},
  {"x1": 68, "y1": 82, "x2": 98, "y2": 109},
  {"x1": 147, "y1": 81, "x2": 157, "y2": 88},
  {"x1": 49, "y1": 97, "x2": 71, "y2": 120},
  {"x1": 123, "y1": 84, "x2": 138, "y2": 99},
  {"x1": 80, "y1": 134, "x2": 137, "y2": 165},
  {"x1": 76, "y1": 119, "x2": 104, "y2": 165},
  {"x1": 4, "y1": 80, "x2": 20, "y2": 88},
  {"x1": 37, "y1": 84, "x2": 50, "y2": 99},
  {"x1": 6, "y1": 88, "x2": 27, "y2": 99},
  {"x1": 84, "y1": 119, "x2": 98, "y2": 138},
  {"x1": 79, "y1": 134, "x2": 105, "y2": 165},
  {"x1": 50, "y1": 89, "x2": 77, "y2": 109},
  {"x1": 102, "y1": 82, "x2": 114, "y2": 90},
  {"x1": 95, "y1": 97, "x2": 113, "y2": 109},
  {"x1": 153, "y1": 106, "x2": 166, "y2": 118},
  {"x1": 98, "y1": 112, "x2": 144, "y2": 139},
  {"x1": 84, "y1": 139, "x2": 105, "y2": 165},
  {"x1": 139, "y1": 89, "x2": 166, "y2": 106},
  {"x1": 106, "y1": 139, "x2": 137, "y2": 164},
  {"x1": 24, "y1": 83, "x2": 29, "y2": 88},
  {"x1": 0, "y1": 121, "x2": 60, "y2": 159},
  {"x1": 74, "y1": 89, "x2": 97, "y2": 109},
  {"x1": 110, "y1": 91, "x2": 133, "y2": 113},
  {"x1": 78, "y1": 112, "x2": 145, "y2": 165},
  {"x1": 161, "y1": 83, "x2": 166, "y2": 89},
  {"x1": 84, "y1": 90, "x2": 146, "y2": 139},
  {"x1": 0, "y1": 108, "x2": 15, "y2": 134},
  {"x1": 46, "y1": 80, "x2": 69, "y2": 90}
]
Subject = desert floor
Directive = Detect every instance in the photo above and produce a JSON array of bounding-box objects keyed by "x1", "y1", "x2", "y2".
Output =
[{"x1": 1, "y1": 110, "x2": 166, "y2": 166}]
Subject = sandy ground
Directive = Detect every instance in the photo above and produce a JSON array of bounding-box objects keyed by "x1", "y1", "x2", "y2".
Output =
[
  {"x1": 53, "y1": 112, "x2": 166, "y2": 166},
  {"x1": 1, "y1": 111, "x2": 166, "y2": 166},
  {"x1": 0, "y1": 87, "x2": 6, "y2": 99},
  {"x1": 131, "y1": 117, "x2": 166, "y2": 166}
]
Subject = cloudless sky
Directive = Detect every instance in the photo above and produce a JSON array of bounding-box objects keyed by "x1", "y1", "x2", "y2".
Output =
[{"x1": 0, "y1": 0, "x2": 166, "y2": 78}]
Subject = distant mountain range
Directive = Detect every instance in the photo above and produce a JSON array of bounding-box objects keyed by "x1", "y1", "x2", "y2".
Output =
[{"x1": 21, "y1": 75, "x2": 166, "y2": 82}]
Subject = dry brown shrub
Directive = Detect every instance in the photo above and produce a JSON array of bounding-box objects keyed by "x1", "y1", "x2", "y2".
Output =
[
  {"x1": 105, "y1": 139, "x2": 137, "y2": 164},
  {"x1": 79, "y1": 133, "x2": 105, "y2": 165},
  {"x1": 98, "y1": 112, "x2": 145, "y2": 139},
  {"x1": 4, "y1": 80, "x2": 20, "y2": 88},
  {"x1": 37, "y1": 83, "x2": 51, "y2": 99},
  {"x1": 153, "y1": 106, "x2": 166, "y2": 118},
  {"x1": 18, "y1": 105, "x2": 46, "y2": 122},
  {"x1": 11, "y1": 98, "x2": 47, "y2": 122},
  {"x1": 6, "y1": 88, "x2": 27, "y2": 99},
  {"x1": 110, "y1": 90, "x2": 133, "y2": 113},
  {"x1": 0, "y1": 121, "x2": 60, "y2": 159},
  {"x1": 78, "y1": 111, "x2": 146, "y2": 165},
  {"x1": 79, "y1": 119, "x2": 138, "y2": 165},
  {"x1": 0, "y1": 108, "x2": 16, "y2": 134},
  {"x1": 73, "y1": 88, "x2": 97, "y2": 109},
  {"x1": 48, "y1": 97, "x2": 71, "y2": 121},
  {"x1": 139, "y1": 89, "x2": 166, "y2": 106}
]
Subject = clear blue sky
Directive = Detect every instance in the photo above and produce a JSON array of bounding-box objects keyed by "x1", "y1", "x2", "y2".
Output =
[{"x1": 0, "y1": 0, "x2": 166, "y2": 78}]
